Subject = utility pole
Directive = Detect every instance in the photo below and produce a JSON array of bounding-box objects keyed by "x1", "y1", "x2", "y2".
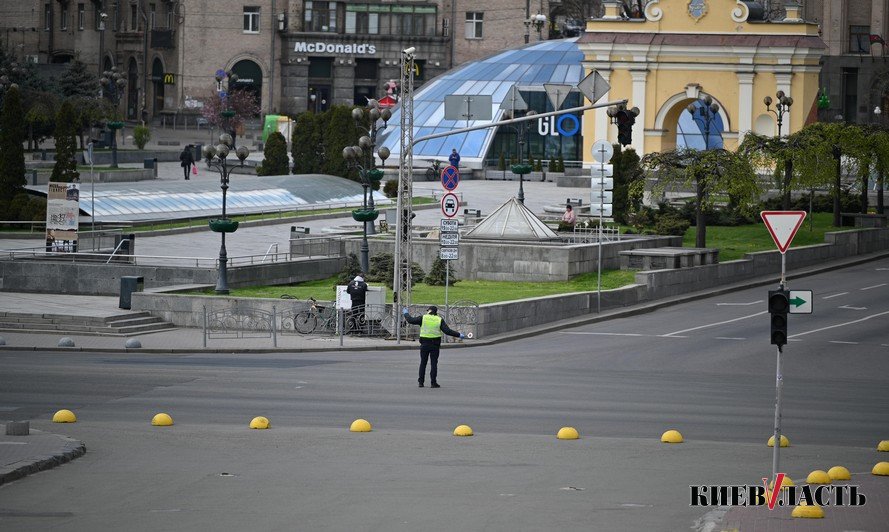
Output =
[{"x1": 394, "y1": 47, "x2": 416, "y2": 343}]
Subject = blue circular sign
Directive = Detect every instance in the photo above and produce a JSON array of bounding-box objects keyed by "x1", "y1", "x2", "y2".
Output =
[
  {"x1": 556, "y1": 114, "x2": 580, "y2": 137},
  {"x1": 441, "y1": 165, "x2": 460, "y2": 191}
]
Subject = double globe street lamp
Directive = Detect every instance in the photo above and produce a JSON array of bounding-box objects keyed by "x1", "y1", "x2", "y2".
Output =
[
  {"x1": 100, "y1": 67, "x2": 128, "y2": 168},
  {"x1": 344, "y1": 102, "x2": 392, "y2": 274},
  {"x1": 687, "y1": 94, "x2": 721, "y2": 151},
  {"x1": 764, "y1": 90, "x2": 793, "y2": 137}
]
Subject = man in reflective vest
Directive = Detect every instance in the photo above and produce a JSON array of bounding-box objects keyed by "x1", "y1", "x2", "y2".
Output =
[{"x1": 402, "y1": 305, "x2": 464, "y2": 388}]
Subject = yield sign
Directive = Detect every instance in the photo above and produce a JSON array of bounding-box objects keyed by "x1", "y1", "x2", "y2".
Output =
[
  {"x1": 543, "y1": 83, "x2": 573, "y2": 111},
  {"x1": 761, "y1": 211, "x2": 807, "y2": 254}
]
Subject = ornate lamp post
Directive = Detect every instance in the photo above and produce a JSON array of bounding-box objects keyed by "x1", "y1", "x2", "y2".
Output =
[
  {"x1": 524, "y1": 12, "x2": 547, "y2": 41},
  {"x1": 508, "y1": 109, "x2": 537, "y2": 204},
  {"x1": 687, "y1": 94, "x2": 721, "y2": 151},
  {"x1": 100, "y1": 67, "x2": 127, "y2": 168},
  {"x1": 202, "y1": 132, "x2": 250, "y2": 294},
  {"x1": 345, "y1": 103, "x2": 392, "y2": 273},
  {"x1": 764, "y1": 90, "x2": 793, "y2": 137}
]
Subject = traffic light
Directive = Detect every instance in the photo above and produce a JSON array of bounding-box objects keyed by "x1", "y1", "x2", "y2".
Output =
[
  {"x1": 768, "y1": 289, "x2": 789, "y2": 346},
  {"x1": 616, "y1": 109, "x2": 635, "y2": 146}
]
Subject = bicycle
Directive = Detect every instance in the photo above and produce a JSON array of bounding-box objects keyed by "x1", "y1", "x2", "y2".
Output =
[
  {"x1": 425, "y1": 160, "x2": 443, "y2": 181},
  {"x1": 294, "y1": 297, "x2": 364, "y2": 335}
]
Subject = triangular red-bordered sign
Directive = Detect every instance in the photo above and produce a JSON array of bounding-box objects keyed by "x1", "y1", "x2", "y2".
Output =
[{"x1": 761, "y1": 211, "x2": 807, "y2": 254}]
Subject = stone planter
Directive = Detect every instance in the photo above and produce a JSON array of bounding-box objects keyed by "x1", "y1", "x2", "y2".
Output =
[
  {"x1": 546, "y1": 172, "x2": 565, "y2": 183},
  {"x1": 485, "y1": 169, "x2": 509, "y2": 180}
]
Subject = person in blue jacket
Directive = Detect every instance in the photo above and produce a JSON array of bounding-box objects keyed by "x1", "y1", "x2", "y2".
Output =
[
  {"x1": 448, "y1": 148, "x2": 460, "y2": 168},
  {"x1": 402, "y1": 305, "x2": 464, "y2": 388}
]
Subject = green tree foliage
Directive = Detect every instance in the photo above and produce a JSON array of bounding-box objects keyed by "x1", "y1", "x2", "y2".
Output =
[
  {"x1": 58, "y1": 59, "x2": 99, "y2": 98},
  {"x1": 424, "y1": 257, "x2": 459, "y2": 286},
  {"x1": 337, "y1": 253, "x2": 363, "y2": 284},
  {"x1": 291, "y1": 112, "x2": 323, "y2": 174},
  {"x1": 133, "y1": 124, "x2": 151, "y2": 150},
  {"x1": 367, "y1": 252, "x2": 425, "y2": 289},
  {"x1": 642, "y1": 148, "x2": 760, "y2": 248},
  {"x1": 383, "y1": 179, "x2": 398, "y2": 198},
  {"x1": 498, "y1": 152, "x2": 506, "y2": 171},
  {"x1": 257, "y1": 131, "x2": 289, "y2": 176},
  {"x1": 50, "y1": 100, "x2": 80, "y2": 183},
  {"x1": 200, "y1": 89, "x2": 261, "y2": 140},
  {"x1": 0, "y1": 85, "x2": 26, "y2": 205},
  {"x1": 557, "y1": 154, "x2": 565, "y2": 172},
  {"x1": 611, "y1": 145, "x2": 643, "y2": 224},
  {"x1": 24, "y1": 94, "x2": 56, "y2": 150},
  {"x1": 322, "y1": 105, "x2": 359, "y2": 180}
]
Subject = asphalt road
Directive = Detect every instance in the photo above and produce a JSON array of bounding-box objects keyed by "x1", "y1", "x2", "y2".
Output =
[{"x1": 0, "y1": 258, "x2": 887, "y2": 531}]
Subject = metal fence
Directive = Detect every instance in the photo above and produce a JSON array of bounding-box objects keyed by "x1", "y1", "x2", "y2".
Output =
[
  {"x1": 203, "y1": 304, "x2": 277, "y2": 347},
  {"x1": 289, "y1": 237, "x2": 346, "y2": 259},
  {"x1": 565, "y1": 224, "x2": 621, "y2": 244}
]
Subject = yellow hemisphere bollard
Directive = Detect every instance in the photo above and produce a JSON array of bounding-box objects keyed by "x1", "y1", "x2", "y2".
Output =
[
  {"x1": 453, "y1": 425, "x2": 473, "y2": 437},
  {"x1": 52, "y1": 409, "x2": 77, "y2": 423},
  {"x1": 877, "y1": 440, "x2": 889, "y2": 452},
  {"x1": 151, "y1": 413, "x2": 174, "y2": 426},
  {"x1": 873, "y1": 462, "x2": 889, "y2": 476},
  {"x1": 767, "y1": 435, "x2": 790, "y2": 447},
  {"x1": 791, "y1": 502, "x2": 824, "y2": 519},
  {"x1": 769, "y1": 476, "x2": 795, "y2": 490},
  {"x1": 350, "y1": 419, "x2": 372, "y2": 432},
  {"x1": 661, "y1": 430, "x2": 683, "y2": 443},
  {"x1": 249, "y1": 416, "x2": 270, "y2": 429},
  {"x1": 827, "y1": 466, "x2": 851, "y2": 481},
  {"x1": 806, "y1": 470, "x2": 831, "y2": 484},
  {"x1": 557, "y1": 427, "x2": 579, "y2": 440}
]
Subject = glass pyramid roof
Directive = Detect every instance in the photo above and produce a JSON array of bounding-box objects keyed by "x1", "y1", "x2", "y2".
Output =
[
  {"x1": 377, "y1": 38, "x2": 584, "y2": 168},
  {"x1": 464, "y1": 197, "x2": 559, "y2": 241}
]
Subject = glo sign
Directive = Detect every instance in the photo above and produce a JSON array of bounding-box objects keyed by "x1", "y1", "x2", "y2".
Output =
[{"x1": 537, "y1": 114, "x2": 581, "y2": 137}]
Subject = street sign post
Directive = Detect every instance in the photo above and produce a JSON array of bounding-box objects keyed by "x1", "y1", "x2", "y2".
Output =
[
  {"x1": 441, "y1": 193, "x2": 460, "y2": 218},
  {"x1": 441, "y1": 165, "x2": 460, "y2": 191},
  {"x1": 440, "y1": 247, "x2": 458, "y2": 260},
  {"x1": 440, "y1": 232, "x2": 459, "y2": 246},
  {"x1": 577, "y1": 70, "x2": 611, "y2": 104},
  {"x1": 590, "y1": 140, "x2": 613, "y2": 163},
  {"x1": 788, "y1": 290, "x2": 813, "y2": 314},
  {"x1": 440, "y1": 219, "x2": 458, "y2": 232}
]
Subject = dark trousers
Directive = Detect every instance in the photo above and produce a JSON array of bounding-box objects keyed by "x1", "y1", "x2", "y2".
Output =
[
  {"x1": 182, "y1": 165, "x2": 190, "y2": 179},
  {"x1": 418, "y1": 344, "x2": 440, "y2": 384}
]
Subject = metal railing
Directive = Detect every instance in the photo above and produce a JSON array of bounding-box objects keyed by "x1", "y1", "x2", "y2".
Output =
[
  {"x1": 0, "y1": 249, "x2": 298, "y2": 268},
  {"x1": 565, "y1": 224, "x2": 621, "y2": 244}
]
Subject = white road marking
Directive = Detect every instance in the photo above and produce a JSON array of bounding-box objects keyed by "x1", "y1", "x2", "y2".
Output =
[
  {"x1": 788, "y1": 339, "x2": 803, "y2": 342},
  {"x1": 829, "y1": 341, "x2": 859, "y2": 345},
  {"x1": 559, "y1": 331, "x2": 689, "y2": 338},
  {"x1": 822, "y1": 292, "x2": 848, "y2": 299},
  {"x1": 661, "y1": 311, "x2": 767, "y2": 337},
  {"x1": 875, "y1": 268, "x2": 889, "y2": 271},
  {"x1": 839, "y1": 305, "x2": 868, "y2": 311},
  {"x1": 860, "y1": 283, "x2": 887, "y2": 291},
  {"x1": 715, "y1": 337, "x2": 746, "y2": 340},
  {"x1": 0, "y1": 442, "x2": 28, "y2": 445},
  {"x1": 788, "y1": 310, "x2": 889, "y2": 338},
  {"x1": 716, "y1": 300, "x2": 762, "y2": 306}
]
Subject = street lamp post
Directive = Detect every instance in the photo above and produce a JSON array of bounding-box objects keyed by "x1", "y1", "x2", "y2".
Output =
[
  {"x1": 100, "y1": 68, "x2": 127, "y2": 168},
  {"x1": 508, "y1": 110, "x2": 537, "y2": 204},
  {"x1": 687, "y1": 94, "x2": 721, "y2": 151},
  {"x1": 345, "y1": 103, "x2": 392, "y2": 274},
  {"x1": 524, "y1": 12, "x2": 547, "y2": 42},
  {"x1": 202, "y1": 133, "x2": 250, "y2": 295},
  {"x1": 764, "y1": 91, "x2": 794, "y2": 209}
]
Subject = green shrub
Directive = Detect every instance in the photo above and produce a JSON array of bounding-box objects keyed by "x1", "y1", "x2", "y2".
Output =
[
  {"x1": 498, "y1": 152, "x2": 506, "y2": 171},
  {"x1": 367, "y1": 252, "x2": 424, "y2": 288},
  {"x1": 534, "y1": 158, "x2": 543, "y2": 172},
  {"x1": 654, "y1": 213, "x2": 691, "y2": 236},
  {"x1": 383, "y1": 179, "x2": 398, "y2": 198},
  {"x1": 557, "y1": 154, "x2": 565, "y2": 172},
  {"x1": 133, "y1": 125, "x2": 151, "y2": 150},
  {"x1": 337, "y1": 253, "x2": 362, "y2": 284},
  {"x1": 424, "y1": 257, "x2": 458, "y2": 286},
  {"x1": 548, "y1": 157, "x2": 557, "y2": 173},
  {"x1": 257, "y1": 131, "x2": 289, "y2": 176}
]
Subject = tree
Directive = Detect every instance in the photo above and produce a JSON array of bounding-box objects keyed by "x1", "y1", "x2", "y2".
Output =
[
  {"x1": 291, "y1": 112, "x2": 323, "y2": 174},
  {"x1": 58, "y1": 59, "x2": 99, "y2": 99},
  {"x1": 257, "y1": 131, "x2": 289, "y2": 176},
  {"x1": 424, "y1": 257, "x2": 459, "y2": 286},
  {"x1": 200, "y1": 89, "x2": 261, "y2": 141},
  {"x1": 642, "y1": 148, "x2": 760, "y2": 248},
  {"x1": 50, "y1": 100, "x2": 80, "y2": 183},
  {"x1": 322, "y1": 105, "x2": 359, "y2": 180},
  {"x1": 0, "y1": 85, "x2": 26, "y2": 204},
  {"x1": 611, "y1": 145, "x2": 643, "y2": 224}
]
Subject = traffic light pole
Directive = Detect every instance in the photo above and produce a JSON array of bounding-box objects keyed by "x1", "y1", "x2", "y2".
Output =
[{"x1": 771, "y1": 253, "x2": 787, "y2": 481}]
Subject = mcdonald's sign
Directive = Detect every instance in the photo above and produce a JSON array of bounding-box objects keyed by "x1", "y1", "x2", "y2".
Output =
[{"x1": 163, "y1": 73, "x2": 175, "y2": 85}]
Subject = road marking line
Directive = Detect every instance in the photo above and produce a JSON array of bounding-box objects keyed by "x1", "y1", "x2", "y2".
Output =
[
  {"x1": 829, "y1": 341, "x2": 859, "y2": 345},
  {"x1": 560, "y1": 332, "x2": 646, "y2": 337},
  {"x1": 822, "y1": 292, "x2": 848, "y2": 300},
  {"x1": 788, "y1": 310, "x2": 889, "y2": 338},
  {"x1": 875, "y1": 268, "x2": 889, "y2": 271},
  {"x1": 860, "y1": 283, "x2": 887, "y2": 291},
  {"x1": 0, "y1": 442, "x2": 28, "y2": 445},
  {"x1": 716, "y1": 300, "x2": 762, "y2": 306},
  {"x1": 839, "y1": 305, "x2": 868, "y2": 310},
  {"x1": 715, "y1": 337, "x2": 746, "y2": 340},
  {"x1": 662, "y1": 311, "x2": 767, "y2": 337}
]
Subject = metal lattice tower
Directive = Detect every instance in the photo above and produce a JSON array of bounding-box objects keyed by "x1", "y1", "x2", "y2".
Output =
[{"x1": 394, "y1": 49, "x2": 416, "y2": 342}]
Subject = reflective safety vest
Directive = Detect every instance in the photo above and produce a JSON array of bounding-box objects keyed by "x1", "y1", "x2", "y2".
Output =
[{"x1": 420, "y1": 314, "x2": 443, "y2": 338}]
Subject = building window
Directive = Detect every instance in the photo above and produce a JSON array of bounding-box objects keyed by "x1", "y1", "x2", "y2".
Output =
[
  {"x1": 308, "y1": 57, "x2": 333, "y2": 78},
  {"x1": 849, "y1": 25, "x2": 870, "y2": 54},
  {"x1": 244, "y1": 6, "x2": 260, "y2": 33},
  {"x1": 149, "y1": 3, "x2": 156, "y2": 30},
  {"x1": 346, "y1": 4, "x2": 380, "y2": 34},
  {"x1": 130, "y1": 4, "x2": 137, "y2": 30},
  {"x1": 78, "y1": 4, "x2": 85, "y2": 30},
  {"x1": 354, "y1": 85, "x2": 375, "y2": 106},
  {"x1": 61, "y1": 6, "x2": 68, "y2": 30},
  {"x1": 842, "y1": 68, "x2": 858, "y2": 121},
  {"x1": 465, "y1": 12, "x2": 483, "y2": 39},
  {"x1": 305, "y1": 1, "x2": 337, "y2": 33},
  {"x1": 355, "y1": 59, "x2": 378, "y2": 80},
  {"x1": 44, "y1": 3, "x2": 51, "y2": 31}
]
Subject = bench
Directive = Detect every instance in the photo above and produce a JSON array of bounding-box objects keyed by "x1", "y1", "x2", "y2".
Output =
[
  {"x1": 619, "y1": 247, "x2": 719, "y2": 270},
  {"x1": 566, "y1": 197, "x2": 583, "y2": 206},
  {"x1": 463, "y1": 208, "x2": 482, "y2": 226},
  {"x1": 840, "y1": 212, "x2": 889, "y2": 228}
]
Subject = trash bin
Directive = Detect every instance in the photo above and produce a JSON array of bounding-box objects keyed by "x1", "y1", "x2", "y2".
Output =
[
  {"x1": 103, "y1": 130, "x2": 114, "y2": 147},
  {"x1": 119, "y1": 276, "x2": 144, "y2": 309},
  {"x1": 113, "y1": 233, "x2": 136, "y2": 256},
  {"x1": 193, "y1": 143, "x2": 203, "y2": 161},
  {"x1": 144, "y1": 158, "x2": 155, "y2": 169}
]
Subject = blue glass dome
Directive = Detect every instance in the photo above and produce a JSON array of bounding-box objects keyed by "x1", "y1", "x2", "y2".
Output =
[{"x1": 377, "y1": 38, "x2": 584, "y2": 169}]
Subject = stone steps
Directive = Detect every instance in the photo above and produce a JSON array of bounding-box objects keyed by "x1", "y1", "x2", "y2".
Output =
[{"x1": 0, "y1": 311, "x2": 175, "y2": 336}]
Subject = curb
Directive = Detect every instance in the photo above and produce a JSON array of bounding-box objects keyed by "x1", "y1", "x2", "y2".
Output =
[{"x1": 0, "y1": 430, "x2": 86, "y2": 487}]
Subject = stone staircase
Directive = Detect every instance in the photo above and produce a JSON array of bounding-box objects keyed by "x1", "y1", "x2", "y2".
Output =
[{"x1": 0, "y1": 311, "x2": 175, "y2": 336}]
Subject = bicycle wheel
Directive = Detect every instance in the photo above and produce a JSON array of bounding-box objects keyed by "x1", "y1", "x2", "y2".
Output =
[
  {"x1": 294, "y1": 311, "x2": 317, "y2": 334},
  {"x1": 426, "y1": 167, "x2": 436, "y2": 181}
]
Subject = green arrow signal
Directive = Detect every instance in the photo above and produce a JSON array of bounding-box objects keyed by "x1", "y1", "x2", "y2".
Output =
[{"x1": 789, "y1": 296, "x2": 806, "y2": 307}]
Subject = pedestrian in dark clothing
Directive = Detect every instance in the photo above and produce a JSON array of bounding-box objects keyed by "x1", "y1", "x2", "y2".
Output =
[
  {"x1": 346, "y1": 274, "x2": 368, "y2": 332},
  {"x1": 180, "y1": 145, "x2": 195, "y2": 180},
  {"x1": 402, "y1": 305, "x2": 464, "y2": 388},
  {"x1": 448, "y1": 148, "x2": 460, "y2": 168}
]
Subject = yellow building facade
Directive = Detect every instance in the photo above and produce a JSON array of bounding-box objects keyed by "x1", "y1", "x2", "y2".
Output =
[{"x1": 578, "y1": 0, "x2": 826, "y2": 163}]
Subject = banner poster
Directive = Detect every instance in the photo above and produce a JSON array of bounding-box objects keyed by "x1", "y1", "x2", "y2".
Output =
[{"x1": 45, "y1": 181, "x2": 80, "y2": 252}]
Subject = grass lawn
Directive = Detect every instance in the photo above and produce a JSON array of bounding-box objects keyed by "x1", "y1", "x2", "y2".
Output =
[
  {"x1": 196, "y1": 270, "x2": 639, "y2": 305},
  {"x1": 683, "y1": 212, "x2": 845, "y2": 261}
]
